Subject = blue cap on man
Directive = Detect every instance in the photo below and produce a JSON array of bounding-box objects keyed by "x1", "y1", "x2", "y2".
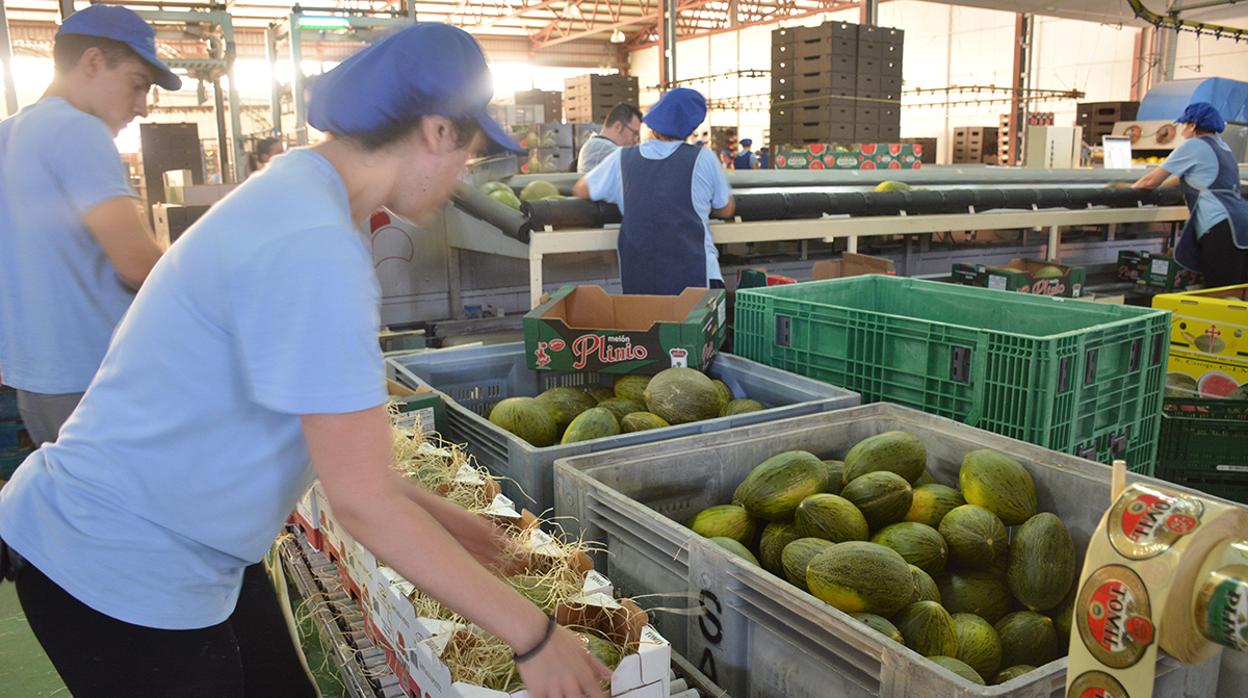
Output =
[
  {"x1": 58, "y1": 5, "x2": 182, "y2": 91},
  {"x1": 740, "y1": 138, "x2": 753, "y2": 147},
  {"x1": 307, "y1": 24, "x2": 523, "y2": 154},
  {"x1": 643, "y1": 88, "x2": 707, "y2": 140},
  {"x1": 1176, "y1": 102, "x2": 1226, "y2": 134}
]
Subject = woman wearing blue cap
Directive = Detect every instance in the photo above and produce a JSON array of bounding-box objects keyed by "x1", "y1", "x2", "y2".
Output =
[
  {"x1": 574, "y1": 88, "x2": 736, "y2": 295},
  {"x1": 1133, "y1": 101, "x2": 1248, "y2": 287},
  {"x1": 0, "y1": 23, "x2": 610, "y2": 698}
]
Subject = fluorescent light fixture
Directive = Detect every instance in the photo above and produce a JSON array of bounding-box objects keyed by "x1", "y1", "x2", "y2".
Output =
[
  {"x1": 297, "y1": 16, "x2": 351, "y2": 31},
  {"x1": 610, "y1": 29, "x2": 626, "y2": 44}
]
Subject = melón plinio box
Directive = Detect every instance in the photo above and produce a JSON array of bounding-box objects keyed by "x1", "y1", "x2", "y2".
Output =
[
  {"x1": 1116, "y1": 250, "x2": 1200, "y2": 291},
  {"x1": 951, "y1": 258, "x2": 1086, "y2": 298},
  {"x1": 773, "y1": 143, "x2": 923, "y2": 170},
  {"x1": 524, "y1": 285, "x2": 727, "y2": 375},
  {"x1": 1153, "y1": 284, "x2": 1248, "y2": 399}
]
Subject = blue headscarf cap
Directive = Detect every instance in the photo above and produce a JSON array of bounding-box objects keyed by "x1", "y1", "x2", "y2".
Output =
[
  {"x1": 642, "y1": 88, "x2": 707, "y2": 139},
  {"x1": 1176, "y1": 102, "x2": 1226, "y2": 134},
  {"x1": 740, "y1": 138, "x2": 753, "y2": 147}
]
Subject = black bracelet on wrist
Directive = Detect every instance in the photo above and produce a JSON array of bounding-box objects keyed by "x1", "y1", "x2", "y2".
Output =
[{"x1": 513, "y1": 615, "x2": 558, "y2": 664}]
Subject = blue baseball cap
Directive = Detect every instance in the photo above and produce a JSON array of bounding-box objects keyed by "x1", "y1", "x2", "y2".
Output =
[
  {"x1": 58, "y1": 6, "x2": 181, "y2": 91},
  {"x1": 740, "y1": 138, "x2": 753, "y2": 147},
  {"x1": 308, "y1": 24, "x2": 522, "y2": 154},
  {"x1": 643, "y1": 88, "x2": 707, "y2": 139},
  {"x1": 1176, "y1": 102, "x2": 1226, "y2": 134}
]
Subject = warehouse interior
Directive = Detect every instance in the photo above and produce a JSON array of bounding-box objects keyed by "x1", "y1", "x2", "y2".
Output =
[{"x1": 1, "y1": 0, "x2": 1248, "y2": 697}]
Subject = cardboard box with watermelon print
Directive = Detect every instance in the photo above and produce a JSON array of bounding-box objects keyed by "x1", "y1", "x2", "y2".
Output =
[
  {"x1": 524, "y1": 285, "x2": 727, "y2": 375},
  {"x1": 1153, "y1": 284, "x2": 1248, "y2": 399},
  {"x1": 772, "y1": 142, "x2": 923, "y2": 170}
]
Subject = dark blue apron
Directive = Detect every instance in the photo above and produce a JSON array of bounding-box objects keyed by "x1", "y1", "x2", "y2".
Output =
[
  {"x1": 732, "y1": 151, "x2": 754, "y2": 170},
  {"x1": 1174, "y1": 135, "x2": 1248, "y2": 271},
  {"x1": 618, "y1": 144, "x2": 708, "y2": 295}
]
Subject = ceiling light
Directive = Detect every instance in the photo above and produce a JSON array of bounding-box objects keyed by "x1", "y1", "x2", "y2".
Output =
[{"x1": 610, "y1": 29, "x2": 626, "y2": 44}]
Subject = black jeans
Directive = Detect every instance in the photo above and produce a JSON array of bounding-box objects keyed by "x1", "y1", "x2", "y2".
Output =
[
  {"x1": 1197, "y1": 219, "x2": 1248, "y2": 288},
  {"x1": 8, "y1": 548, "x2": 316, "y2": 698}
]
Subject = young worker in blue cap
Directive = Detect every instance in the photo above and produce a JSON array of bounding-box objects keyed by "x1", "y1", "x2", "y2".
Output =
[
  {"x1": 1133, "y1": 101, "x2": 1248, "y2": 286},
  {"x1": 0, "y1": 23, "x2": 610, "y2": 698},
  {"x1": 732, "y1": 138, "x2": 760, "y2": 170},
  {"x1": 0, "y1": 5, "x2": 176, "y2": 447},
  {"x1": 574, "y1": 87, "x2": 736, "y2": 294}
]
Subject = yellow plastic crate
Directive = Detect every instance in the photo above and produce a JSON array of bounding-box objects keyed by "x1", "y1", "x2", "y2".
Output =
[{"x1": 1154, "y1": 284, "x2": 1248, "y2": 398}]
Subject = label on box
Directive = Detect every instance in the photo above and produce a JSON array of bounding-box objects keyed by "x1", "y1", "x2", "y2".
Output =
[
  {"x1": 988, "y1": 275, "x2": 1008, "y2": 291},
  {"x1": 1151, "y1": 259, "x2": 1170, "y2": 276},
  {"x1": 394, "y1": 407, "x2": 435, "y2": 434}
]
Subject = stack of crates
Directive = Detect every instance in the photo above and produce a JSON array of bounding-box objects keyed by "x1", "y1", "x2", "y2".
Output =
[
  {"x1": 563, "y1": 74, "x2": 639, "y2": 124},
  {"x1": 1077, "y1": 100, "x2": 1139, "y2": 146},
  {"x1": 1, "y1": 387, "x2": 32, "y2": 480},
  {"x1": 998, "y1": 111, "x2": 1055, "y2": 164},
  {"x1": 951, "y1": 126, "x2": 998, "y2": 164},
  {"x1": 769, "y1": 21, "x2": 902, "y2": 146},
  {"x1": 513, "y1": 89, "x2": 563, "y2": 122}
]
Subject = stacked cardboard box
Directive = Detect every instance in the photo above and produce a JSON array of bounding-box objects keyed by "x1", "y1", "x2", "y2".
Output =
[
  {"x1": 998, "y1": 111, "x2": 1055, "y2": 164},
  {"x1": 900, "y1": 137, "x2": 937, "y2": 164},
  {"x1": 511, "y1": 123, "x2": 575, "y2": 175},
  {"x1": 770, "y1": 21, "x2": 903, "y2": 147},
  {"x1": 1076, "y1": 101, "x2": 1138, "y2": 146},
  {"x1": 952, "y1": 126, "x2": 998, "y2": 164},
  {"x1": 564, "y1": 74, "x2": 639, "y2": 124},
  {"x1": 513, "y1": 90, "x2": 563, "y2": 122}
]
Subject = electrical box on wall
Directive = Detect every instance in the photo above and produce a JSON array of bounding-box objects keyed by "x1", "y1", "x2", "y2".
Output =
[{"x1": 1025, "y1": 125, "x2": 1083, "y2": 168}]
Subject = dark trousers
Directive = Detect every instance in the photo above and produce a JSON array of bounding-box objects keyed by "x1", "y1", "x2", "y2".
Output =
[
  {"x1": 1198, "y1": 219, "x2": 1248, "y2": 288},
  {"x1": 12, "y1": 554, "x2": 316, "y2": 698}
]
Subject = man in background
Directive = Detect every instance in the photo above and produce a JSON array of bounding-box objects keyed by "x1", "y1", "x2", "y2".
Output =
[
  {"x1": 733, "y1": 138, "x2": 760, "y2": 170},
  {"x1": 575, "y1": 103, "x2": 642, "y2": 173}
]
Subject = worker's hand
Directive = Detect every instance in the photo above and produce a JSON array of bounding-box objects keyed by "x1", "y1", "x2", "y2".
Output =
[
  {"x1": 515, "y1": 624, "x2": 613, "y2": 698},
  {"x1": 399, "y1": 480, "x2": 518, "y2": 572}
]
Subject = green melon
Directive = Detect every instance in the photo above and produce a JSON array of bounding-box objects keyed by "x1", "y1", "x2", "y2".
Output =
[
  {"x1": 1007, "y1": 513, "x2": 1075, "y2": 612},
  {"x1": 951, "y1": 613, "x2": 1002, "y2": 679},
  {"x1": 613, "y1": 375, "x2": 651, "y2": 404},
  {"x1": 519, "y1": 180, "x2": 559, "y2": 201},
  {"x1": 587, "y1": 386, "x2": 615, "y2": 403},
  {"x1": 852, "y1": 613, "x2": 904, "y2": 644},
  {"x1": 874, "y1": 180, "x2": 913, "y2": 193},
  {"x1": 596, "y1": 398, "x2": 646, "y2": 422},
  {"x1": 914, "y1": 470, "x2": 937, "y2": 486},
  {"x1": 721, "y1": 399, "x2": 765, "y2": 417},
  {"x1": 938, "y1": 572, "x2": 1013, "y2": 624},
  {"x1": 576, "y1": 632, "x2": 623, "y2": 671},
  {"x1": 994, "y1": 611, "x2": 1059, "y2": 670},
  {"x1": 535, "y1": 387, "x2": 598, "y2": 433},
  {"x1": 560, "y1": 407, "x2": 620, "y2": 444},
  {"x1": 1032, "y1": 265, "x2": 1065, "y2": 279},
  {"x1": 505, "y1": 574, "x2": 563, "y2": 613},
  {"x1": 619, "y1": 412, "x2": 670, "y2": 433},
  {"x1": 843, "y1": 431, "x2": 927, "y2": 485},
  {"x1": 1165, "y1": 372, "x2": 1199, "y2": 398},
  {"x1": 794, "y1": 494, "x2": 869, "y2": 543},
  {"x1": 488, "y1": 397, "x2": 558, "y2": 447},
  {"x1": 479, "y1": 181, "x2": 511, "y2": 196},
  {"x1": 910, "y1": 565, "x2": 941, "y2": 604},
  {"x1": 806, "y1": 542, "x2": 913, "y2": 615},
  {"x1": 842, "y1": 471, "x2": 913, "y2": 529},
  {"x1": 735, "y1": 451, "x2": 829, "y2": 521},
  {"x1": 896, "y1": 601, "x2": 958, "y2": 657},
  {"x1": 905, "y1": 484, "x2": 965, "y2": 528},
  {"x1": 710, "y1": 537, "x2": 759, "y2": 565},
  {"x1": 821, "y1": 460, "x2": 846, "y2": 495},
  {"x1": 488, "y1": 188, "x2": 522, "y2": 210},
  {"x1": 939, "y1": 505, "x2": 1008, "y2": 570},
  {"x1": 959, "y1": 450, "x2": 1037, "y2": 526},
  {"x1": 993, "y1": 665, "x2": 1036, "y2": 684},
  {"x1": 1050, "y1": 585, "x2": 1076, "y2": 643},
  {"x1": 759, "y1": 521, "x2": 803, "y2": 575},
  {"x1": 928, "y1": 656, "x2": 985, "y2": 685},
  {"x1": 711, "y1": 379, "x2": 734, "y2": 406},
  {"x1": 871, "y1": 522, "x2": 948, "y2": 575},
  {"x1": 689, "y1": 504, "x2": 757, "y2": 546},
  {"x1": 644, "y1": 368, "x2": 725, "y2": 424},
  {"x1": 781, "y1": 538, "x2": 835, "y2": 591}
]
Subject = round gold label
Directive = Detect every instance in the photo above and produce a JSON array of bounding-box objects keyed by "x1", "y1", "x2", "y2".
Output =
[
  {"x1": 1107, "y1": 486, "x2": 1204, "y2": 560},
  {"x1": 1069, "y1": 671, "x2": 1130, "y2": 698},
  {"x1": 1076, "y1": 565, "x2": 1155, "y2": 669}
]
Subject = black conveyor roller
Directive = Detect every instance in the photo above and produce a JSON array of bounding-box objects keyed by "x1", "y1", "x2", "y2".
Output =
[{"x1": 453, "y1": 184, "x2": 533, "y2": 243}]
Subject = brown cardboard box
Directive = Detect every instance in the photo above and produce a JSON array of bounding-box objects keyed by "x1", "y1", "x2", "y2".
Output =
[{"x1": 811, "y1": 253, "x2": 897, "y2": 279}]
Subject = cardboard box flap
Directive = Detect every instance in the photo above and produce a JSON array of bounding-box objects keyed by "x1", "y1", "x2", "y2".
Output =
[
  {"x1": 811, "y1": 253, "x2": 896, "y2": 280},
  {"x1": 544, "y1": 286, "x2": 711, "y2": 332}
]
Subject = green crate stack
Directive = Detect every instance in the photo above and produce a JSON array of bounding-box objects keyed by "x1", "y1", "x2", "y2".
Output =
[
  {"x1": 733, "y1": 276, "x2": 1171, "y2": 470},
  {"x1": 1156, "y1": 398, "x2": 1248, "y2": 503}
]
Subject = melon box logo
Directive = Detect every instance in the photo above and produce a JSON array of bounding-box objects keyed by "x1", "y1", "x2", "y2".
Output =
[
  {"x1": 1077, "y1": 565, "x2": 1154, "y2": 669},
  {"x1": 1068, "y1": 671, "x2": 1130, "y2": 698},
  {"x1": 539, "y1": 334, "x2": 649, "y2": 370},
  {"x1": 1197, "y1": 563, "x2": 1248, "y2": 652},
  {"x1": 669, "y1": 347, "x2": 688, "y2": 368},
  {"x1": 1107, "y1": 486, "x2": 1204, "y2": 560}
]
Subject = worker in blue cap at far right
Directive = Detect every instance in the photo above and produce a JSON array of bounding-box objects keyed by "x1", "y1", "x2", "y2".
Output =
[
  {"x1": 1133, "y1": 101, "x2": 1248, "y2": 287},
  {"x1": 574, "y1": 87, "x2": 736, "y2": 294},
  {"x1": 733, "y1": 138, "x2": 761, "y2": 170},
  {"x1": 0, "y1": 23, "x2": 611, "y2": 698}
]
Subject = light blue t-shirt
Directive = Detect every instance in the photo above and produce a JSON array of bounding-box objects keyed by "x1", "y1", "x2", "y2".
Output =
[
  {"x1": 0, "y1": 149, "x2": 387, "y2": 630},
  {"x1": 1162, "y1": 137, "x2": 1232, "y2": 237},
  {"x1": 584, "y1": 140, "x2": 733, "y2": 282},
  {"x1": 0, "y1": 97, "x2": 138, "y2": 393}
]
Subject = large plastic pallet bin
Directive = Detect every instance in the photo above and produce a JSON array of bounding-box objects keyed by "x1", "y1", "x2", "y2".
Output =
[
  {"x1": 386, "y1": 343, "x2": 860, "y2": 513},
  {"x1": 553, "y1": 403, "x2": 1228, "y2": 698},
  {"x1": 1156, "y1": 397, "x2": 1248, "y2": 504},
  {"x1": 733, "y1": 275, "x2": 1170, "y2": 470}
]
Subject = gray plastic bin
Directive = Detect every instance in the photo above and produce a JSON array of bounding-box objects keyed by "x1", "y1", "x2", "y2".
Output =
[
  {"x1": 554, "y1": 403, "x2": 1229, "y2": 698},
  {"x1": 386, "y1": 343, "x2": 860, "y2": 514}
]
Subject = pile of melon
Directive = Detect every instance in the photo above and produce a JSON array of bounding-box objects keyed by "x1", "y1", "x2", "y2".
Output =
[
  {"x1": 688, "y1": 432, "x2": 1077, "y2": 687},
  {"x1": 487, "y1": 367, "x2": 765, "y2": 447}
]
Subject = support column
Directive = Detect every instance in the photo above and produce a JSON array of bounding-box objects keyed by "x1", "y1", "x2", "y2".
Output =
[
  {"x1": 57, "y1": 0, "x2": 76, "y2": 21},
  {"x1": 1006, "y1": 14, "x2": 1033, "y2": 166},
  {"x1": 289, "y1": 15, "x2": 309, "y2": 145},
  {"x1": 265, "y1": 27, "x2": 281, "y2": 135},
  {"x1": 0, "y1": 2, "x2": 18, "y2": 117},
  {"x1": 662, "y1": 0, "x2": 677, "y2": 87},
  {"x1": 859, "y1": 0, "x2": 879, "y2": 26},
  {"x1": 212, "y1": 78, "x2": 230, "y2": 182},
  {"x1": 221, "y1": 17, "x2": 246, "y2": 184}
]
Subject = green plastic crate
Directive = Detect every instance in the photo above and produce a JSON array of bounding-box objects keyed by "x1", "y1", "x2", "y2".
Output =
[
  {"x1": 1156, "y1": 398, "x2": 1248, "y2": 503},
  {"x1": 734, "y1": 276, "x2": 1170, "y2": 469}
]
